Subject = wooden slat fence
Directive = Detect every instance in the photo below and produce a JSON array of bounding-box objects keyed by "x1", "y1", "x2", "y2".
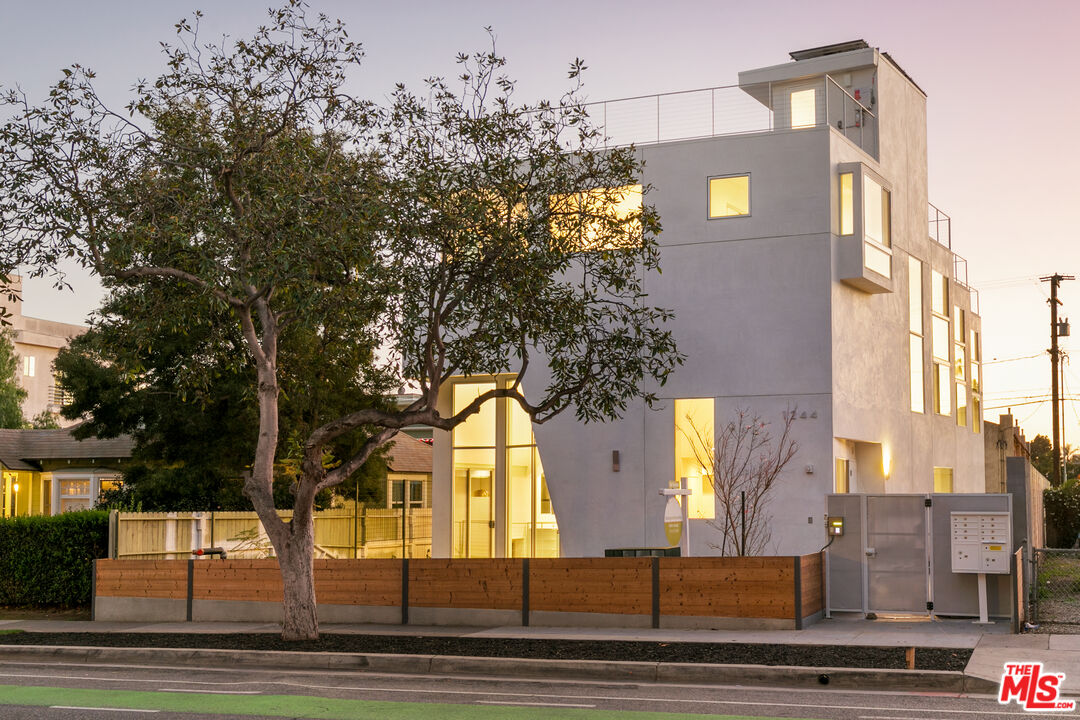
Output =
[
  {"x1": 96, "y1": 553, "x2": 826, "y2": 628},
  {"x1": 109, "y1": 506, "x2": 432, "y2": 561}
]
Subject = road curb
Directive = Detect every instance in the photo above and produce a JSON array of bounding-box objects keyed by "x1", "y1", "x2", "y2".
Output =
[{"x1": 0, "y1": 644, "x2": 984, "y2": 693}]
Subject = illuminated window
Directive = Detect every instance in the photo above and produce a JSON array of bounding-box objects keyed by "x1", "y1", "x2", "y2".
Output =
[
  {"x1": 451, "y1": 382, "x2": 496, "y2": 558},
  {"x1": 506, "y1": 396, "x2": 559, "y2": 558},
  {"x1": 840, "y1": 173, "x2": 854, "y2": 235},
  {"x1": 971, "y1": 328, "x2": 982, "y2": 433},
  {"x1": 791, "y1": 89, "x2": 816, "y2": 129},
  {"x1": 451, "y1": 378, "x2": 559, "y2": 559},
  {"x1": 708, "y1": 175, "x2": 750, "y2": 218},
  {"x1": 933, "y1": 467, "x2": 954, "y2": 493},
  {"x1": 549, "y1": 184, "x2": 642, "y2": 251},
  {"x1": 934, "y1": 363, "x2": 951, "y2": 416},
  {"x1": 931, "y1": 270, "x2": 948, "y2": 316},
  {"x1": 835, "y1": 458, "x2": 850, "y2": 494},
  {"x1": 674, "y1": 398, "x2": 715, "y2": 520},
  {"x1": 910, "y1": 336, "x2": 924, "y2": 414},
  {"x1": 22, "y1": 356, "x2": 34, "y2": 377}
]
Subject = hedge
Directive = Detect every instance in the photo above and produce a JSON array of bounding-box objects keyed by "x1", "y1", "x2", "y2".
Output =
[
  {"x1": 1044, "y1": 480, "x2": 1080, "y2": 548},
  {"x1": 0, "y1": 510, "x2": 108, "y2": 606}
]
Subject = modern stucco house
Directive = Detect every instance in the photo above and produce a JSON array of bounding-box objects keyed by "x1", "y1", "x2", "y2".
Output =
[
  {"x1": 430, "y1": 41, "x2": 986, "y2": 559},
  {"x1": 3, "y1": 276, "x2": 86, "y2": 426}
]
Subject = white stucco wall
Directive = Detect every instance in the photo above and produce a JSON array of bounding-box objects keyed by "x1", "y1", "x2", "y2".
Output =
[{"x1": 432, "y1": 45, "x2": 986, "y2": 559}]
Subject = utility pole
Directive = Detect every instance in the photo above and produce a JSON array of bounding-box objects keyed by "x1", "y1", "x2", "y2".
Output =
[{"x1": 1042, "y1": 274, "x2": 1074, "y2": 485}]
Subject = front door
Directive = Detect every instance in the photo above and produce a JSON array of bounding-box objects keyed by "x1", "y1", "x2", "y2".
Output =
[{"x1": 865, "y1": 495, "x2": 930, "y2": 614}]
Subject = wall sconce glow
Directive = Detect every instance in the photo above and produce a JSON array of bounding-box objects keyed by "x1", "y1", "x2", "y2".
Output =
[
  {"x1": 881, "y1": 445, "x2": 892, "y2": 480},
  {"x1": 12, "y1": 483, "x2": 19, "y2": 493}
]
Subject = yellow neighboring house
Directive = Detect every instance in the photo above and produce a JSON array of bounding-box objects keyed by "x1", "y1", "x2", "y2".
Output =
[
  {"x1": 0, "y1": 428, "x2": 132, "y2": 517},
  {"x1": 3, "y1": 275, "x2": 87, "y2": 426}
]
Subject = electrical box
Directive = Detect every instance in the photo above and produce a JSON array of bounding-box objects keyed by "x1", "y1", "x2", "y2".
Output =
[
  {"x1": 827, "y1": 516, "x2": 844, "y2": 536},
  {"x1": 950, "y1": 512, "x2": 1010, "y2": 575}
]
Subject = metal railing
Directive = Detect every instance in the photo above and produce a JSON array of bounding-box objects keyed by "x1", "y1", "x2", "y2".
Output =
[
  {"x1": 928, "y1": 203, "x2": 979, "y2": 315},
  {"x1": 582, "y1": 74, "x2": 877, "y2": 157}
]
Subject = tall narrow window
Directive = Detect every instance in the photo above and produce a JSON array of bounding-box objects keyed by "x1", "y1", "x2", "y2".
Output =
[
  {"x1": 791, "y1": 89, "x2": 816, "y2": 129},
  {"x1": 954, "y1": 306, "x2": 967, "y2": 427},
  {"x1": 864, "y1": 176, "x2": 890, "y2": 247},
  {"x1": 839, "y1": 173, "x2": 854, "y2": 236},
  {"x1": 835, "y1": 458, "x2": 850, "y2": 494},
  {"x1": 708, "y1": 175, "x2": 750, "y2": 218},
  {"x1": 909, "y1": 256, "x2": 925, "y2": 413},
  {"x1": 506, "y1": 395, "x2": 559, "y2": 558},
  {"x1": 22, "y1": 356, "x2": 34, "y2": 378},
  {"x1": 451, "y1": 382, "x2": 496, "y2": 558},
  {"x1": 674, "y1": 398, "x2": 715, "y2": 520},
  {"x1": 971, "y1": 329, "x2": 982, "y2": 433},
  {"x1": 930, "y1": 270, "x2": 951, "y2": 417}
]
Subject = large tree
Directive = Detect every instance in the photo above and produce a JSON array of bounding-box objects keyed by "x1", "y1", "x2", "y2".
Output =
[{"x1": 0, "y1": 4, "x2": 680, "y2": 640}]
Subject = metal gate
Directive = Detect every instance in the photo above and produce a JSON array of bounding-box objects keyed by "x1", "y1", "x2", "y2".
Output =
[
  {"x1": 1031, "y1": 548, "x2": 1080, "y2": 629},
  {"x1": 865, "y1": 495, "x2": 930, "y2": 613}
]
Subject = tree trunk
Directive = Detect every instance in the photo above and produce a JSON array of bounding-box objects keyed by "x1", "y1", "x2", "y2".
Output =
[{"x1": 274, "y1": 505, "x2": 319, "y2": 641}]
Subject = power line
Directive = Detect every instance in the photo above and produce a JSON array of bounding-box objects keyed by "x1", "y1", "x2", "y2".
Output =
[{"x1": 984, "y1": 352, "x2": 1046, "y2": 365}]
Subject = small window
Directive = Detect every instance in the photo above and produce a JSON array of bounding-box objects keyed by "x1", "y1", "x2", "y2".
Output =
[
  {"x1": 791, "y1": 89, "x2": 816, "y2": 129},
  {"x1": 708, "y1": 175, "x2": 749, "y2": 218},
  {"x1": 933, "y1": 467, "x2": 954, "y2": 493},
  {"x1": 22, "y1": 356, "x2": 35, "y2": 378}
]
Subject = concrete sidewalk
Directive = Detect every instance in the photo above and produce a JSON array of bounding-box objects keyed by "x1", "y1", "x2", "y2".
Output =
[{"x1": 1, "y1": 614, "x2": 1075, "y2": 694}]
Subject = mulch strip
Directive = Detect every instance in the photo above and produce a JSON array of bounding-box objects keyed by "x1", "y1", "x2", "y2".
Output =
[{"x1": 0, "y1": 632, "x2": 971, "y2": 671}]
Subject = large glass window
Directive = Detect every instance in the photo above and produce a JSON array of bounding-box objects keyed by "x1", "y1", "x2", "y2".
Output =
[
  {"x1": 954, "y1": 306, "x2": 967, "y2": 427},
  {"x1": 708, "y1": 175, "x2": 750, "y2": 218},
  {"x1": 838, "y1": 167, "x2": 891, "y2": 278},
  {"x1": 791, "y1": 89, "x2": 816, "y2": 129},
  {"x1": 549, "y1": 184, "x2": 642, "y2": 251},
  {"x1": 930, "y1": 270, "x2": 951, "y2": 417},
  {"x1": 674, "y1": 398, "x2": 715, "y2": 520},
  {"x1": 863, "y1": 176, "x2": 890, "y2": 248},
  {"x1": 971, "y1": 328, "x2": 982, "y2": 433},
  {"x1": 452, "y1": 382, "x2": 495, "y2": 558},
  {"x1": 506, "y1": 397, "x2": 559, "y2": 558},
  {"x1": 451, "y1": 379, "x2": 559, "y2": 559}
]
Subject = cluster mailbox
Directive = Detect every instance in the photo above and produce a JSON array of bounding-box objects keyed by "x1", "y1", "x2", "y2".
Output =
[{"x1": 950, "y1": 511, "x2": 1010, "y2": 575}]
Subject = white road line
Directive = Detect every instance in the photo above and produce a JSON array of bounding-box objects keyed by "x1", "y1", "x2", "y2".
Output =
[
  {"x1": 158, "y1": 688, "x2": 262, "y2": 694},
  {"x1": 478, "y1": 700, "x2": 596, "y2": 708},
  {"x1": 50, "y1": 707, "x2": 158, "y2": 714}
]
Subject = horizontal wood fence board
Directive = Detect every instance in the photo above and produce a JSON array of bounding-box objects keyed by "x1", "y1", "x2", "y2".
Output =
[
  {"x1": 95, "y1": 560, "x2": 188, "y2": 599},
  {"x1": 529, "y1": 559, "x2": 652, "y2": 614},
  {"x1": 408, "y1": 559, "x2": 522, "y2": 610},
  {"x1": 800, "y1": 553, "x2": 824, "y2": 617}
]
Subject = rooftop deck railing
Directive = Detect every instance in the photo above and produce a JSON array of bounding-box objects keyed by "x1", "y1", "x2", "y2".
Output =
[
  {"x1": 929, "y1": 203, "x2": 979, "y2": 314},
  {"x1": 584, "y1": 74, "x2": 876, "y2": 156}
]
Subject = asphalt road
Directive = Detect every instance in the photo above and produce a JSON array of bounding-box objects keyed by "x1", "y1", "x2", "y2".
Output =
[{"x1": 0, "y1": 657, "x2": 1045, "y2": 719}]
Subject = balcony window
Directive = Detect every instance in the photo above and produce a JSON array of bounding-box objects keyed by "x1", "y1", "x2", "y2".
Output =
[
  {"x1": 791, "y1": 89, "x2": 816, "y2": 129},
  {"x1": 708, "y1": 175, "x2": 750, "y2": 218},
  {"x1": 837, "y1": 164, "x2": 892, "y2": 282}
]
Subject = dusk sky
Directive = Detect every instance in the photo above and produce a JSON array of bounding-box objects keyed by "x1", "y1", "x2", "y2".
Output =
[{"x1": 2, "y1": 0, "x2": 1077, "y2": 442}]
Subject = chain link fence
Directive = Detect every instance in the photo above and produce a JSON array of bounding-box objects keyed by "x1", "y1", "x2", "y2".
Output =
[{"x1": 1031, "y1": 548, "x2": 1080, "y2": 632}]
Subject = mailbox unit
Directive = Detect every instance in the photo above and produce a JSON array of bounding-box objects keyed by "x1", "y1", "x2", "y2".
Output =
[{"x1": 950, "y1": 511, "x2": 1010, "y2": 575}]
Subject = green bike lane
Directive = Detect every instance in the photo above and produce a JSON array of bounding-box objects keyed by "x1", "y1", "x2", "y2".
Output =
[{"x1": 0, "y1": 685, "x2": 814, "y2": 720}]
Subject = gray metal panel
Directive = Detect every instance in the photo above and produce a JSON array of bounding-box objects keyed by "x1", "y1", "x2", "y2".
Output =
[
  {"x1": 931, "y1": 494, "x2": 1012, "y2": 618},
  {"x1": 866, "y1": 495, "x2": 928, "y2": 613},
  {"x1": 826, "y1": 494, "x2": 864, "y2": 611}
]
